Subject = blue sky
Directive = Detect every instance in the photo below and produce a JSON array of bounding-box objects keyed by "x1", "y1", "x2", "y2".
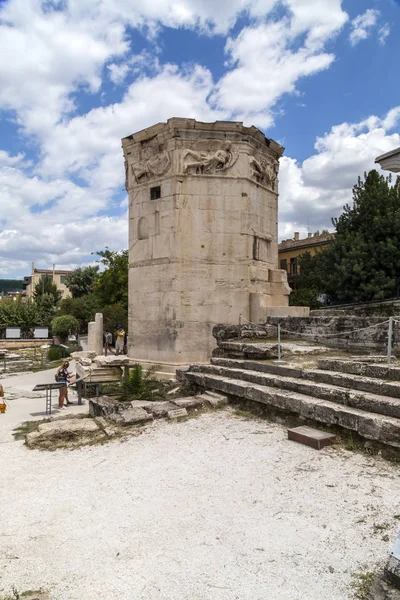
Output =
[{"x1": 0, "y1": 0, "x2": 399, "y2": 278}]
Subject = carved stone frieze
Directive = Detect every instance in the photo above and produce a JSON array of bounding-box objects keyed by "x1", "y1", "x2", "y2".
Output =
[
  {"x1": 131, "y1": 137, "x2": 171, "y2": 183},
  {"x1": 183, "y1": 140, "x2": 239, "y2": 175},
  {"x1": 248, "y1": 154, "x2": 279, "y2": 190}
]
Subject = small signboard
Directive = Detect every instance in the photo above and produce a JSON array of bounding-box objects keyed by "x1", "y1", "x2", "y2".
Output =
[
  {"x1": 34, "y1": 327, "x2": 49, "y2": 339},
  {"x1": 167, "y1": 408, "x2": 188, "y2": 420},
  {"x1": 5, "y1": 327, "x2": 21, "y2": 339}
]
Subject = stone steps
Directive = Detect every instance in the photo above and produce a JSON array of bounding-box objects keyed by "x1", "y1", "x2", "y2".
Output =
[
  {"x1": 211, "y1": 357, "x2": 400, "y2": 399},
  {"x1": 199, "y1": 362, "x2": 400, "y2": 419},
  {"x1": 318, "y1": 359, "x2": 400, "y2": 380},
  {"x1": 183, "y1": 356, "x2": 400, "y2": 448},
  {"x1": 197, "y1": 390, "x2": 229, "y2": 408},
  {"x1": 304, "y1": 369, "x2": 400, "y2": 399},
  {"x1": 184, "y1": 370, "x2": 400, "y2": 448}
]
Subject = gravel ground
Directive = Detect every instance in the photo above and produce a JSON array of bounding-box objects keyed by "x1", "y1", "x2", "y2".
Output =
[{"x1": 1, "y1": 409, "x2": 399, "y2": 600}]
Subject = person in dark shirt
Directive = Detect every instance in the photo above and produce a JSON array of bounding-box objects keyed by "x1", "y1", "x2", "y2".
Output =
[
  {"x1": 56, "y1": 361, "x2": 74, "y2": 409},
  {"x1": 104, "y1": 330, "x2": 113, "y2": 356}
]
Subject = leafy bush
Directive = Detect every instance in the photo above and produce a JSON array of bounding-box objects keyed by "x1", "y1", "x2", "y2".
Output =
[
  {"x1": 47, "y1": 345, "x2": 72, "y2": 361},
  {"x1": 51, "y1": 314, "x2": 79, "y2": 341},
  {"x1": 47, "y1": 346, "x2": 64, "y2": 361},
  {"x1": 120, "y1": 364, "x2": 167, "y2": 400}
]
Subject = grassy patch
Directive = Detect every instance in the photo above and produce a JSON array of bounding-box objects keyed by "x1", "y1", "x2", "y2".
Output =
[
  {"x1": 13, "y1": 414, "x2": 87, "y2": 441},
  {"x1": 119, "y1": 364, "x2": 169, "y2": 401},
  {"x1": 373, "y1": 521, "x2": 391, "y2": 533},
  {"x1": 351, "y1": 569, "x2": 377, "y2": 600},
  {"x1": 96, "y1": 382, "x2": 122, "y2": 396},
  {"x1": 0, "y1": 589, "x2": 47, "y2": 600},
  {"x1": 13, "y1": 419, "x2": 49, "y2": 440},
  {"x1": 232, "y1": 408, "x2": 262, "y2": 420},
  {"x1": 344, "y1": 431, "x2": 370, "y2": 454}
]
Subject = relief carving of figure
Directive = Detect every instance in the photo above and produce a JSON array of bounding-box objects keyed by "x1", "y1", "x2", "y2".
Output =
[
  {"x1": 183, "y1": 141, "x2": 238, "y2": 174},
  {"x1": 132, "y1": 137, "x2": 171, "y2": 182},
  {"x1": 249, "y1": 154, "x2": 279, "y2": 190}
]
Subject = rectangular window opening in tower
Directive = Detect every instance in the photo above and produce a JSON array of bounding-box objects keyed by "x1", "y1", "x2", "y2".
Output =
[
  {"x1": 253, "y1": 237, "x2": 270, "y2": 262},
  {"x1": 150, "y1": 186, "x2": 161, "y2": 200}
]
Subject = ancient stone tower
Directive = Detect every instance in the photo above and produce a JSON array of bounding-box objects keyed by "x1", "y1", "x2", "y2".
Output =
[{"x1": 122, "y1": 118, "x2": 291, "y2": 367}]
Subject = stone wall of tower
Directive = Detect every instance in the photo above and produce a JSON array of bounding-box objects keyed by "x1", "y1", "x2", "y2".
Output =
[{"x1": 122, "y1": 118, "x2": 290, "y2": 365}]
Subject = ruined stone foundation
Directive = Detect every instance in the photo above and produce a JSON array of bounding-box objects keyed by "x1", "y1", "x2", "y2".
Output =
[{"x1": 122, "y1": 118, "x2": 299, "y2": 366}]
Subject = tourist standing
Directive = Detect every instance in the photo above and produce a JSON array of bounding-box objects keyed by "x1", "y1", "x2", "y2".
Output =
[
  {"x1": 104, "y1": 330, "x2": 113, "y2": 356},
  {"x1": 115, "y1": 326, "x2": 125, "y2": 355},
  {"x1": 56, "y1": 361, "x2": 75, "y2": 409}
]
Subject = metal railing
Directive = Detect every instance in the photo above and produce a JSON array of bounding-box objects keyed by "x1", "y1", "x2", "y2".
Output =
[{"x1": 238, "y1": 314, "x2": 397, "y2": 364}]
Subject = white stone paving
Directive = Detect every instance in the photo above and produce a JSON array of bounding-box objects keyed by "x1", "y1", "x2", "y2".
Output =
[{"x1": 1, "y1": 407, "x2": 400, "y2": 600}]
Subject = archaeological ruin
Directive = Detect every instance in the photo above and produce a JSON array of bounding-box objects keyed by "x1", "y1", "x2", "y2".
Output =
[{"x1": 122, "y1": 118, "x2": 307, "y2": 369}]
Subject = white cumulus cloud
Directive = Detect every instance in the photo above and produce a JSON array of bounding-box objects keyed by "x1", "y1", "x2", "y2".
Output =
[
  {"x1": 278, "y1": 107, "x2": 400, "y2": 239},
  {"x1": 107, "y1": 63, "x2": 130, "y2": 85},
  {"x1": 213, "y1": 20, "x2": 336, "y2": 128},
  {"x1": 0, "y1": 0, "x2": 355, "y2": 276},
  {"x1": 349, "y1": 8, "x2": 380, "y2": 46}
]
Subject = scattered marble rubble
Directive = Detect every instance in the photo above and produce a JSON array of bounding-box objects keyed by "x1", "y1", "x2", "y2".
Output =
[
  {"x1": 25, "y1": 391, "x2": 228, "y2": 449},
  {"x1": 72, "y1": 350, "x2": 129, "y2": 383},
  {"x1": 89, "y1": 391, "x2": 227, "y2": 421}
]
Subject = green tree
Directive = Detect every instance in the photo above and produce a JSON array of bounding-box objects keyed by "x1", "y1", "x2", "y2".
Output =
[
  {"x1": 289, "y1": 287, "x2": 322, "y2": 310},
  {"x1": 33, "y1": 275, "x2": 59, "y2": 303},
  {"x1": 0, "y1": 298, "x2": 43, "y2": 332},
  {"x1": 35, "y1": 292, "x2": 59, "y2": 323},
  {"x1": 59, "y1": 294, "x2": 103, "y2": 332},
  {"x1": 295, "y1": 251, "x2": 326, "y2": 292},
  {"x1": 302, "y1": 170, "x2": 400, "y2": 304},
  {"x1": 64, "y1": 266, "x2": 99, "y2": 298},
  {"x1": 51, "y1": 314, "x2": 79, "y2": 342},
  {"x1": 287, "y1": 251, "x2": 326, "y2": 309},
  {"x1": 94, "y1": 249, "x2": 128, "y2": 308},
  {"x1": 57, "y1": 248, "x2": 128, "y2": 333},
  {"x1": 102, "y1": 302, "x2": 128, "y2": 333}
]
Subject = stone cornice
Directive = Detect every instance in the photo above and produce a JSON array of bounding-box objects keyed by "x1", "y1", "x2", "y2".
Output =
[{"x1": 122, "y1": 118, "x2": 284, "y2": 160}]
